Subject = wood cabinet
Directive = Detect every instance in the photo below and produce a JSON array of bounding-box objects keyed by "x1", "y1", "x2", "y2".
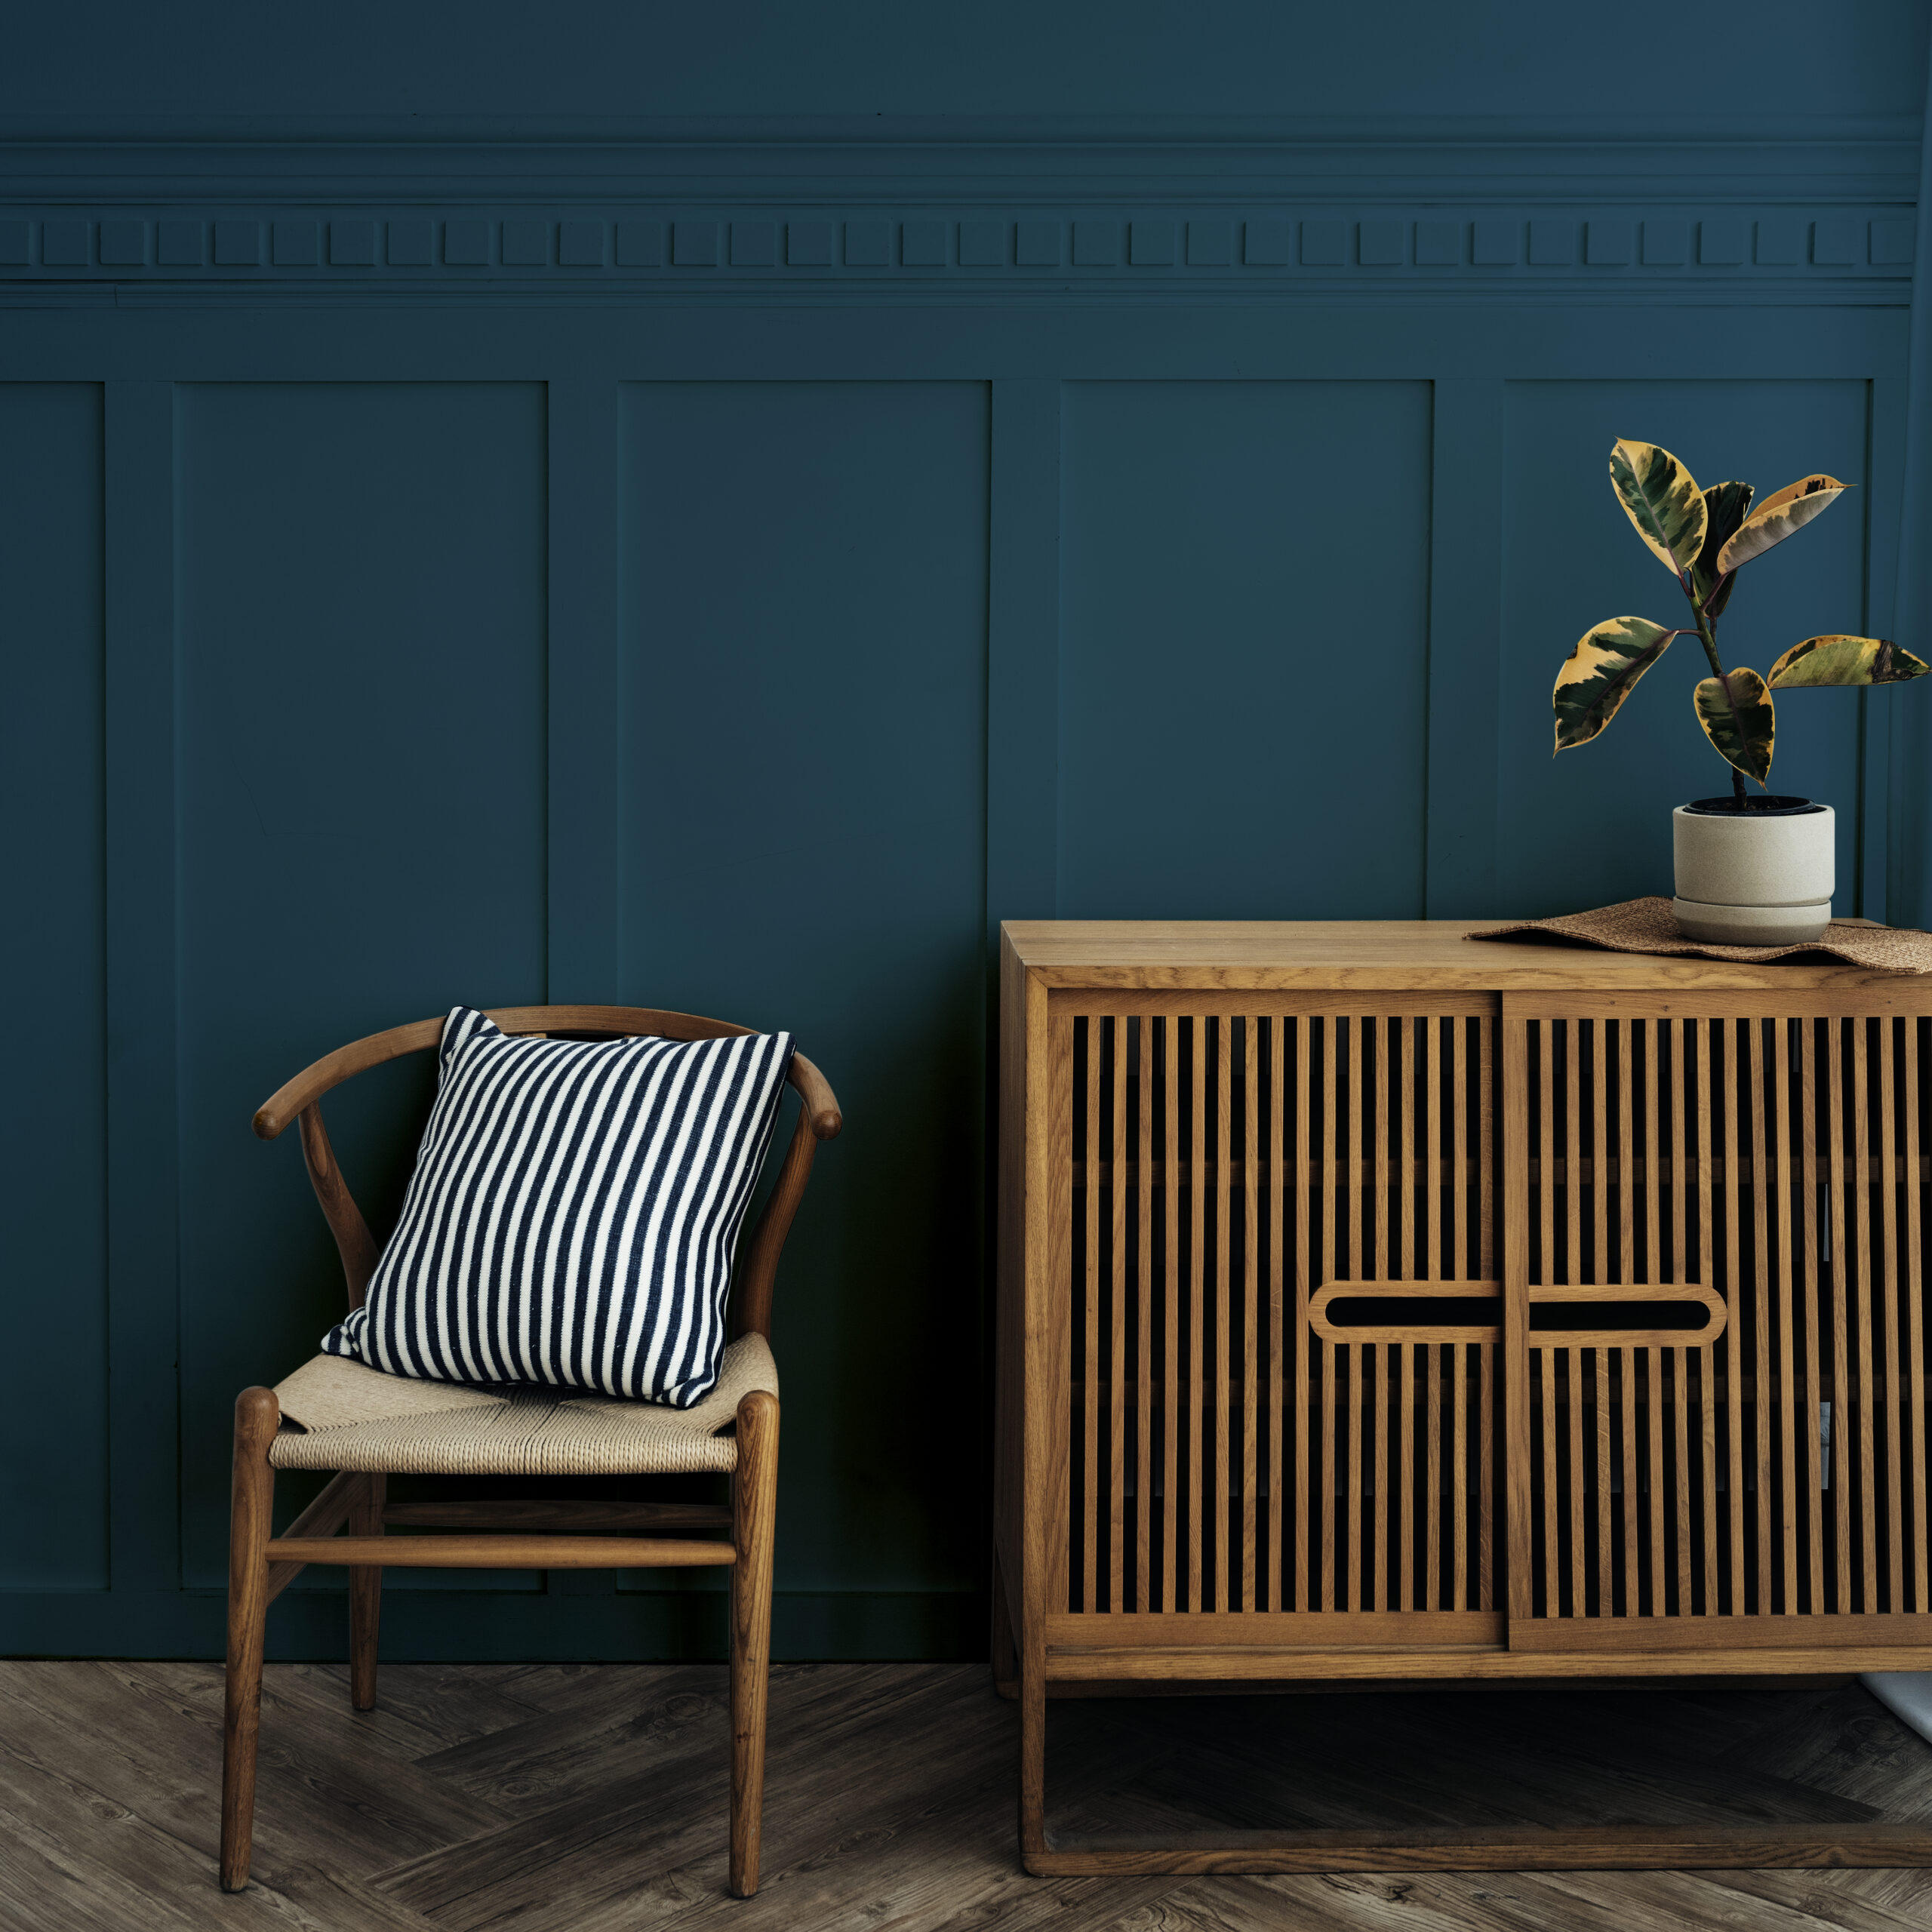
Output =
[{"x1": 995, "y1": 921, "x2": 1932, "y2": 1872}]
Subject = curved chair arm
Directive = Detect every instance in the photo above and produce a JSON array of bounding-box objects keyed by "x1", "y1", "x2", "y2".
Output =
[
  {"x1": 253, "y1": 1017, "x2": 443, "y2": 1140},
  {"x1": 253, "y1": 1004, "x2": 756, "y2": 1140},
  {"x1": 788, "y1": 1051, "x2": 843, "y2": 1143},
  {"x1": 732, "y1": 1054, "x2": 841, "y2": 1340},
  {"x1": 255, "y1": 1009, "x2": 840, "y2": 1327}
]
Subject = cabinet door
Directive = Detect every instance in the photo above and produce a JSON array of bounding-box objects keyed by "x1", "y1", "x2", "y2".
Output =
[
  {"x1": 1059, "y1": 1001, "x2": 1505, "y2": 1627},
  {"x1": 1503, "y1": 1003, "x2": 1932, "y2": 1645}
]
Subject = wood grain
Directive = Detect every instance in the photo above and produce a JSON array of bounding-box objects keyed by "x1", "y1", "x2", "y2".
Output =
[
  {"x1": 297, "y1": 1103, "x2": 382, "y2": 1309},
  {"x1": 1881, "y1": 1020, "x2": 1904, "y2": 1615},
  {"x1": 1281, "y1": 1015, "x2": 1299, "y2": 1617},
  {"x1": 1215, "y1": 1015, "x2": 1232, "y2": 1614},
  {"x1": 1750, "y1": 1019, "x2": 1773, "y2": 1614},
  {"x1": 1191, "y1": 1017, "x2": 1206, "y2": 1616},
  {"x1": 1001, "y1": 919, "x2": 1932, "y2": 995},
  {"x1": 1044, "y1": 1641, "x2": 1932, "y2": 1681},
  {"x1": 729, "y1": 1389, "x2": 779, "y2": 1897},
  {"x1": 1829, "y1": 1018, "x2": 1853, "y2": 1612},
  {"x1": 1775, "y1": 1019, "x2": 1798, "y2": 1617},
  {"x1": 1674, "y1": 1023, "x2": 1695, "y2": 1617},
  {"x1": 1024, "y1": 1823, "x2": 1932, "y2": 1876},
  {"x1": 1165, "y1": 1013, "x2": 1181, "y2": 1616},
  {"x1": 263, "y1": 1467, "x2": 361, "y2": 1607},
  {"x1": 349, "y1": 1471, "x2": 385, "y2": 1713},
  {"x1": 1111, "y1": 1014, "x2": 1128, "y2": 1616},
  {"x1": 265, "y1": 1536, "x2": 737, "y2": 1568},
  {"x1": 1503, "y1": 1016, "x2": 1534, "y2": 1626},
  {"x1": 19, "y1": 1658, "x2": 1932, "y2": 1923},
  {"x1": 1723, "y1": 1023, "x2": 1746, "y2": 1614},
  {"x1": 998, "y1": 927, "x2": 1932, "y2": 1878},
  {"x1": 220, "y1": 1386, "x2": 279, "y2": 1891},
  {"x1": 1243, "y1": 1017, "x2": 1259, "y2": 1614},
  {"x1": 1802, "y1": 1017, "x2": 1826, "y2": 1616},
  {"x1": 1084, "y1": 1017, "x2": 1100, "y2": 1617},
  {"x1": 1318, "y1": 1018, "x2": 1336, "y2": 1614},
  {"x1": 1854, "y1": 1021, "x2": 1879, "y2": 1611},
  {"x1": 1139, "y1": 1014, "x2": 1155, "y2": 1614},
  {"x1": 1909, "y1": 1018, "x2": 1929, "y2": 1612}
]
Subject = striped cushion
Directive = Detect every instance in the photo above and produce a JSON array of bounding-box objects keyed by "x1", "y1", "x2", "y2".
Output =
[{"x1": 320, "y1": 1008, "x2": 794, "y2": 1407}]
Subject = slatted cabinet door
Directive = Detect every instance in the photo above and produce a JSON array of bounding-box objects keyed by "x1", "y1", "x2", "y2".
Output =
[
  {"x1": 1503, "y1": 996, "x2": 1932, "y2": 1649},
  {"x1": 1005, "y1": 925, "x2": 1932, "y2": 1876},
  {"x1": 1057, "y1": 996, "x2": 1506, "y2": 1638}
]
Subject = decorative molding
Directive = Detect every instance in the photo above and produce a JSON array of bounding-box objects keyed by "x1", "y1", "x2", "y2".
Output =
[
  {"x1": 0, "y1": 212, "x2": 1913, "y2": 297},
  {"x1": 0, "y1": 113, "x2": 1914, "y2": 178}
]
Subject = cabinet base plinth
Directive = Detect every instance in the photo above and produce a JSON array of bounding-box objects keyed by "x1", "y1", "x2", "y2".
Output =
[{"x1": 1025, "y1": 1823, "x2": 1932, "y2": 1875}]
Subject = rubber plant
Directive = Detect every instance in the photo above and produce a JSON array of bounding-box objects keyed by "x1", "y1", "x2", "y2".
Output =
[{"x1": 1552, "y1": 438, "x2": 1928, "y2": 801}]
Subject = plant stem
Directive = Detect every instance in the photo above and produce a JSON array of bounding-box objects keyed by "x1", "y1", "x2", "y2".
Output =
[
  {"x1": 1682, "y1": 571, "x2": 1750, "y2": 806},
  {"x1": 1684, "y1": 575, "x2": 1726, "y2": 679}
]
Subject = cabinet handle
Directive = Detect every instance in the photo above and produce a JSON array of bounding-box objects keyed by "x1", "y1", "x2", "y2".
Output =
[
  {"x1": 1308, "y1": 1281, "x2": 1501, "y2": 1345},
  {"x1": 1525, "y1": 1284, "x2": 1726, "y2": 1349}
]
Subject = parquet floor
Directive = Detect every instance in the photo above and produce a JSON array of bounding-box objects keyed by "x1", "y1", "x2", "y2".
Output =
[{"x1": 5, "y1": 1660, "x2": 1932, "y2": 1931}]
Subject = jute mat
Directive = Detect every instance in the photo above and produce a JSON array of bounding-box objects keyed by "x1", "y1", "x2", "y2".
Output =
[{"x1": 1468, "y1": 897, "x2": 1932, "y2": 973}]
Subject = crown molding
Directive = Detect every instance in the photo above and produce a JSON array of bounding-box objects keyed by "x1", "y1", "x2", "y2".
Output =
[{"x1": 0, "y1": 115, "x2": 1915, "y2": 303}]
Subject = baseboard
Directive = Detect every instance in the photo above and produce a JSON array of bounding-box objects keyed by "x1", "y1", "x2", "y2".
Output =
[{"x1": 0, "y1": 1587, "x2": 986, "y2": 1663}]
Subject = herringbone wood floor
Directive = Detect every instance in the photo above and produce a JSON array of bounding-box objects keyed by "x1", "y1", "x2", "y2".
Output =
[{"x1": 5, "y1": 1660, "x2": 1932, "y2": 1931}]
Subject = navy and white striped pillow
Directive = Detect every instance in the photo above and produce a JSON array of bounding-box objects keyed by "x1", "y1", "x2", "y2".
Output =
[{"x1": 321, "y1": 1008, "x2": 795, "y2": 1407}]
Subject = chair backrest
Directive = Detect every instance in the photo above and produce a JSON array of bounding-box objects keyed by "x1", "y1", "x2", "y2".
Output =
[{"x1": 253, "y1": 1004, "x2": 841, "y2": 1341}]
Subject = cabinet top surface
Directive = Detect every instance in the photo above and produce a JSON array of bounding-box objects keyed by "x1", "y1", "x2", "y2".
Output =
[{"x1": 1000, "y1": 918, "x2": 1915, "y2": 993}]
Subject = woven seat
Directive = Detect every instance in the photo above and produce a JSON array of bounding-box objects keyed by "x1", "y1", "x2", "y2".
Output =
[{"x1": 269, "y1": 1333, "x2": 780, "y2": 1477}]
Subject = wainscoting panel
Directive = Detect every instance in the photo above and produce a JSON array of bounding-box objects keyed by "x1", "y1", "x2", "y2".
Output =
[
  {"x1": 1059, "y1": 380, "x2": 1433, "y2": 919},
  {"x1": 0, "y1": 78, "x2": 1926, "y2": 1657},
  {"x1": 171, "y1": 382, "x2": 550, "y2": 1589},
  {"x1": 615, "y1": 380, "x2": 991, "y2": 1598},
  {"x1": 0, "y1": 383, "x2": 106, "y2": 1590}
]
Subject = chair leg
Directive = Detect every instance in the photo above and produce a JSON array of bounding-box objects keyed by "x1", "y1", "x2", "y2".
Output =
[
  {"x1": 348, "y1": 1472, "x2": 386, "y2": 1712},
  {"x1": 221, "y1": 1387, "x2": 280, "y2": 1892},
  {"x1": 728, "y1": 1390, "x2": 779, "y2": 1899}
]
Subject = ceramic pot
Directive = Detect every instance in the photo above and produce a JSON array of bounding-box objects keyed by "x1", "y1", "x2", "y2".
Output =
[{"x1": 1672, "y1": 795, "x2": 1834, "y2": 945}]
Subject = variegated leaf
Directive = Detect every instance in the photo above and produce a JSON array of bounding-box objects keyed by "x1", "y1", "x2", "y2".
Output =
[
  {"x1": 1609, "y1": 438, "x2": 1707, "y2": 575},
  {"x1": 1552, "y1": 615, "x2": 1680, "y2": 752},
  {"x1": 1690, "y1": 479, "x2": 1753, "y2": 620},
  {"x1": 1713, "y1": 472, "x2": 1847, "y2": 574},
  {"x1": 1767, "y1": 635, "x2": 1932, "y2": 688},
  {"x1": 1692, "y1": 668, "x2": 1775, "y2": 784}
]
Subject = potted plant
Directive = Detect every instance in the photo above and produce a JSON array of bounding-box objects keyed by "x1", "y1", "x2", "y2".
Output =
[{"x1": 1552, "y1": 438, "x2": 1927, "y2": 943}]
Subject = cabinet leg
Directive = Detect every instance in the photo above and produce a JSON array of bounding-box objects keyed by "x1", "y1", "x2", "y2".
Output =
[{"x1": 1019, "y1": 1656, "x2": 1048, "y2": 1869}]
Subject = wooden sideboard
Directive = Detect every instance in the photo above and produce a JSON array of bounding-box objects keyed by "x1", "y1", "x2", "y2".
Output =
[{"x1": 995, "y1": 920, "x2": 1932, "y2": 1872}]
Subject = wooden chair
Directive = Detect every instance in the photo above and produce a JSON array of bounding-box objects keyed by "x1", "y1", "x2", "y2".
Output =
[{"x1": 220, "y1": 1004, "x2": 841, "y2": 1898}]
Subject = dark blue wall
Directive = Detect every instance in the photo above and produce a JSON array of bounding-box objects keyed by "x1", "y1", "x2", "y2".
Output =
[{"x1": 5, "y1": 1, "x2": 1930, "y2": 1661}]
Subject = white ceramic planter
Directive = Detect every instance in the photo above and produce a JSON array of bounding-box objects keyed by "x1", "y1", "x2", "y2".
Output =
[{"x1": 1672, "y1": 796, "x2": 1834, "y2": 945}]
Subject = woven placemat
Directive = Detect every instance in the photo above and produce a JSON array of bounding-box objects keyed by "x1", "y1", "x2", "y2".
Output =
[{"x1": 1468, "y1": 897, "x2": 1932, "y2": 973}]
